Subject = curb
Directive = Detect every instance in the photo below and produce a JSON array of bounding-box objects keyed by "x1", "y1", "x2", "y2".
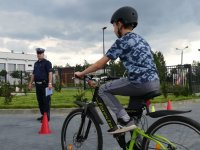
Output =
[
  {"x1": 0, "y1": 99, "x2": 199, "y2": 114},
  {"x1": 0, "y1": 108, "x2": 76, "y2": 115}
]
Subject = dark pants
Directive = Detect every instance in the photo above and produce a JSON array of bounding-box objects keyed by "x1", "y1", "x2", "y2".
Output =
[{"x1": 35, "y1": 83, "x2": 51, "y2": 120}]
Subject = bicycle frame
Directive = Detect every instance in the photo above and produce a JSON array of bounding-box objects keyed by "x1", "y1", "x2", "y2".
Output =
[
  {"x1": 90, "y1": 87, "x2": 127, "y2": 149},
  {"x1": 127, "y1": 127, "x2": 176, "y2": 150},
  {"x1": 90, "y1": 86, "x2": 177, "y2": 150}
]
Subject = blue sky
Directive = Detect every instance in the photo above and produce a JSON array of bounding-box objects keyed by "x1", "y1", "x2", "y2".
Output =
[{"x1": 0, "y1": 0, "x2": 199, "y2": 66}]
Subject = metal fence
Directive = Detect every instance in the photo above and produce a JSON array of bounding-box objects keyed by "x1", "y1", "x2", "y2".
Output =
[
  {"x1": 166, "y1": 64, "x2": 200, "y2": 93},
  {"x1": 0, "y1": 70, "x2": 31, "y2": 85}
]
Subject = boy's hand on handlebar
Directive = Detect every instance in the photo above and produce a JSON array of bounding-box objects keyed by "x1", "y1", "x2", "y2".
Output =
[
  {"x1": 74, "y1": 72, "x2": 84, "y2": 79},
  {"x1": 88, "y1": 80, "x2": 96, "y2": 88}
]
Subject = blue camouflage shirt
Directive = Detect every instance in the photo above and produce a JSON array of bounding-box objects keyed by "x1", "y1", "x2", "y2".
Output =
[{"x1": 106, "y1": 32, "x2": 159, "y2": 83}]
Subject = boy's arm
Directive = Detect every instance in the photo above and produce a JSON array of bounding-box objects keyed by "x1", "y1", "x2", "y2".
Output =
[{"x1": 75, "y1": 56, "x2": 110, "y2": 77}]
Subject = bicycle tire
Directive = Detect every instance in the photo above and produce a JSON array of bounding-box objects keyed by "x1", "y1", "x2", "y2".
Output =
[
  {"x1": 61, "y1": 108, "x2": 103, "y2": 150},
  {"x1": 142, "y1": 115, "x2": 200, "y2": 150}
]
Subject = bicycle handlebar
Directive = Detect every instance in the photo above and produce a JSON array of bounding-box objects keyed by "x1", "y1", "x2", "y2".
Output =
[{"x1": 74, "y1": 74, "x2": 120, "y2": 88}]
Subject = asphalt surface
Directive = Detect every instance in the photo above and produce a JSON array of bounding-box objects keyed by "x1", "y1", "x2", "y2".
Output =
[{"x1": 0, "y1": 100, "x2": 199, "y2": 150}]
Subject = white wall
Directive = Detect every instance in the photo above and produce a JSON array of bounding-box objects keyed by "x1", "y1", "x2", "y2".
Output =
[{"x1": 0, "y1": 52, "x2": 37, "y2": 84}]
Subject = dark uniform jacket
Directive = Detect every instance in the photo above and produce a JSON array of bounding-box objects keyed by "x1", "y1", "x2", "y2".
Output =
[{"x1": 33, "y1": 59, "x2": 52, "y2": 82}]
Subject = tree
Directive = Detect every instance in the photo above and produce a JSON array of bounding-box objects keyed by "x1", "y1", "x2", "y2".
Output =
[
  {"x1": 192, "y1": 61, "x2": 200, "y2": 81},
  {"x1": 192, "y1": 60, "x2": 200, "y2": 66},
  {"x1": 65, "y1": 63, "x2": 71, "y2": 67},
  {"x1": 108, "y1": 60, "x2": 126, "y2": 77},
  {"x1": 10, "y1": 70, "x2": 21, "y2": 79},
  {"x1": 153, "y1": 51, "x2": 168, "y2": 98},
  {"x1": 75, "y1": 64, "x2": 84, "y2": 72},
  {"x1": 0, "y1": 70, "x2": 7, "y2": 82},
  {"x1": 75, "y1": 60, "x2": 91, "y2": 72},
  {"x1": 83, "y1": 60, "x2": 90, "y2": 69},
  {"x1": 153, "y1": 51, "x2": 167, "y2": 83},
  {"x1": 10, "y1": 71, "x2": 30, "y2": 93}
]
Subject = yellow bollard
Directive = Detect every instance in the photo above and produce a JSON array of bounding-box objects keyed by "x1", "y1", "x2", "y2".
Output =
[{"x1": 151, "y1": 105, "x2": 155, "y2": 112}]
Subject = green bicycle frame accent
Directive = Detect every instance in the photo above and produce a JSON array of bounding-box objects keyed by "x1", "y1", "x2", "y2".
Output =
[{"x1": 127, "y1": 128, "x2": 176, "y2": 150}]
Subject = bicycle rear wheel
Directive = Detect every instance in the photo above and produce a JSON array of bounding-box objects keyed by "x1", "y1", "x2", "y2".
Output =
[
  {"x1": 142, "y1": 115, "x2": 200, "y2": 150},
  {"x1": 61, "y1": 109, "x2": 103, "y2": 150}
]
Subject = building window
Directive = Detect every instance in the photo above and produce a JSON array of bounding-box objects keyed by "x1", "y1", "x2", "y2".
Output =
[
  {"x1": 0, "y1": 63, "x2": 5, "y2": 71},
  {"x1": 8, "y1": 64, "x2": 16, "y2": 72},
  {"x1": 28, "y1": 64, "x2": 32, "y2": 67},
  {"x1": 17, "y1": 64, "x2": 25, "y2": 71}
]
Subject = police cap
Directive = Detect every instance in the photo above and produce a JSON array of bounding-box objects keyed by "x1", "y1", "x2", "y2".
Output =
[{"x1": 36, "y1": 48, "x2": 45, "y2": 53}]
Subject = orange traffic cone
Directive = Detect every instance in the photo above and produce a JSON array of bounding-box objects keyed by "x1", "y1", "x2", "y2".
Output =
[
  {"x1": 39, "y1": 112, "x2": 51, "y2": 134},
  {"x1": 166, "y1": 100, "x2": 172, "y2": 110}
]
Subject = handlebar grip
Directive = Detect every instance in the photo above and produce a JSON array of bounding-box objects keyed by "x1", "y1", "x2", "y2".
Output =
[{"x1": 74, "y1": 74, "x2": 81, "y2": 79}]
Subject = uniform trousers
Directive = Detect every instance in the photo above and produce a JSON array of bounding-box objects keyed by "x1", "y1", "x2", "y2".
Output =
[{"x1": 35, "y1": 83, "x2": 51, "y2": 120}]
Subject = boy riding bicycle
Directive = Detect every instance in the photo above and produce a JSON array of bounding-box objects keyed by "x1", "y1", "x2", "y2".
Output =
[{"x1": 75, "y1": 6, "x2": 160, "y2": 134}]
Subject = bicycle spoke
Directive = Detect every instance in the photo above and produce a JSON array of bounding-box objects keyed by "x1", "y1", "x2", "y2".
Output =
[
  {"x1": 142, "y1": 116, "x2": 200, "y2": 150},
  {"x1": 61, "y1": 109, "x2": 102, "y2": 150}
]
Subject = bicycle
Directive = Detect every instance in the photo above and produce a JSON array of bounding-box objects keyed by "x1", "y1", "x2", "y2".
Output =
[{"x1": 61, "y1": 75, "x2": 200, "y2": 150}]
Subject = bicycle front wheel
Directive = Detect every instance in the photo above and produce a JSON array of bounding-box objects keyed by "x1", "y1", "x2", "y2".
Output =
[
  {"x1": 142, "y1": 115, "x2": 200, "y2": 150},
  {"x1": 61, "y1": 109, "x2": 103, "y2": 150}
]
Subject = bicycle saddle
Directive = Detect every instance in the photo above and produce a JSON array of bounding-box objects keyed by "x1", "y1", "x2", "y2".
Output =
[{"x1": 130, "y1": 90, "x2": 161, "y2": 100}]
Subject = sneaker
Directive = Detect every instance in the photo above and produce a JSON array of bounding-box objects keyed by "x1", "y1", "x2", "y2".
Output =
[
  {"x1": 37, "y1": 116, "x2": 43, "y2": 121},
  {"x1": 108, "y1": 118, "x2": 137, "y2": 134}
]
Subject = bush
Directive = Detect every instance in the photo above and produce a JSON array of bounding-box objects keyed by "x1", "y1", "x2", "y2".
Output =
[
  {"x1": 21, "y1": 83, "x2": 28, "y2": 96},
  {"x1": 0, "y1": 82, "x2": 14, "y2": 104},
  {"x1": 172, "y1": 85, "x2": 191, "y2": 97},
  {"x1": 54, "y1": 79, "x2": 62, "y2": 92},
  {"x1": 73, "y1": 87, "x2": 88, "y2": 102},
  {"x1": 161, "y1": 82, "x2": 168, "y2": 98},
  {"x1": 181, "y1": 86, "x2": 191, "y2": 96}
]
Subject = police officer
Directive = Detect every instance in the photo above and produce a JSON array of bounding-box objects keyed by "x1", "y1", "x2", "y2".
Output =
[{"x1": 28, "y1": 48, "x2": 53, "y2": 122}]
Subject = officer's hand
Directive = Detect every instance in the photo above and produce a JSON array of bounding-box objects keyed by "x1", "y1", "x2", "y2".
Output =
[
  {"x1": 28, "y1": 83, "x2": 32, "y2": 91},
  {"x1": 75, "y1": 72, "x2": 84, "y2": 79},
  {"x1": 48, "y1": 83, "x2": 53, "y2": 90}
]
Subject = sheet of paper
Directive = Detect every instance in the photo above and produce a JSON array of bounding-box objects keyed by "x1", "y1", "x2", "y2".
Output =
[{"x1": 45, "y1": 88, "x2": 53, "y2": 96}]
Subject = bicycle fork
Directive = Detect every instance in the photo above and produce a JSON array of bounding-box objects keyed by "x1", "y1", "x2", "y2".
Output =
[{"x1": 76, "y1": 112, "x2": 92, "y2": 142}]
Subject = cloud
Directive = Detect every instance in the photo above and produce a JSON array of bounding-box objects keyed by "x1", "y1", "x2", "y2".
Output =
[{"x1": 0, "y1": 0, "x2": 199, "y2": 66}]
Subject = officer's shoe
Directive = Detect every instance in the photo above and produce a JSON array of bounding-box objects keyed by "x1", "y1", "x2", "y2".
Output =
[{"x1": 37, "y1": 116, "x2": 43, "y2": 121}]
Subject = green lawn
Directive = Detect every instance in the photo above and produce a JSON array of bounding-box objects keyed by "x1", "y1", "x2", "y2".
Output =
[{"x1": 0, "y1": 89, "x2": 199, "y2": 109}]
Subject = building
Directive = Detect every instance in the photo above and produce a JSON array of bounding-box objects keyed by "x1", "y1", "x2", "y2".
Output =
[
  {"x1": 0, "y1": 51, "x2": 37, "y2": 83},
  {"x1": 60, "y1": 67, "x2": 75, "y2": 86}
]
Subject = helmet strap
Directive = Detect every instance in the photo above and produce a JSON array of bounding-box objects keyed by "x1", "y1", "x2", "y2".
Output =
[{"x1": 117, "y1": 23, "x2": 123, "y2": 38}]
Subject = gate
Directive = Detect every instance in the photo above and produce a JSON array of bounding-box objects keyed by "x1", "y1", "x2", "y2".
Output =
[{"x1": 166, "y1": 64, "x2": 200, "y2": 93}]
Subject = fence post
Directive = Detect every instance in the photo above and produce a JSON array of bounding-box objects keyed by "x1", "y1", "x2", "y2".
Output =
[
  {"x1": 20, "y1": 71, "x2": 23, "y2": 85},
  {"x1": 58, "y1": 68, "x2": 62, "y2": 90},
  {"x1": 83, "y1": 76, "x2": 86, "y2": 90}
]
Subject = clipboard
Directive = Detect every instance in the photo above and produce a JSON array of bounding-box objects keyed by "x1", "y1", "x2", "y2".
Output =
[{"x1": 45, "y1": 87, "x2": 53, "y2": 96}]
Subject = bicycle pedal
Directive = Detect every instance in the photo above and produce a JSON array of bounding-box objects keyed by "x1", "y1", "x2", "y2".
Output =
[
  {"x1": 113, "y1": 132, "x2": 125, "y2": 137},
  {"x1": 126, "y1": 140, "x2": 141, "y2": 150}
]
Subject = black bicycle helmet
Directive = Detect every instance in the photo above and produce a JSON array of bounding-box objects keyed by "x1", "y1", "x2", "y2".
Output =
[{"x1": 110, "y1": 6, "x2": 138, "y2": 28}]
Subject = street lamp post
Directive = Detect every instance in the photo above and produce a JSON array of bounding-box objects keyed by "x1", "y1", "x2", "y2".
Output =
[
  {"x1": 176, "y1": 46, "x2": 189, "y2": 65},
  {"x1": 102, "y1": 27, "x2": 107, "y2": 76}
]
